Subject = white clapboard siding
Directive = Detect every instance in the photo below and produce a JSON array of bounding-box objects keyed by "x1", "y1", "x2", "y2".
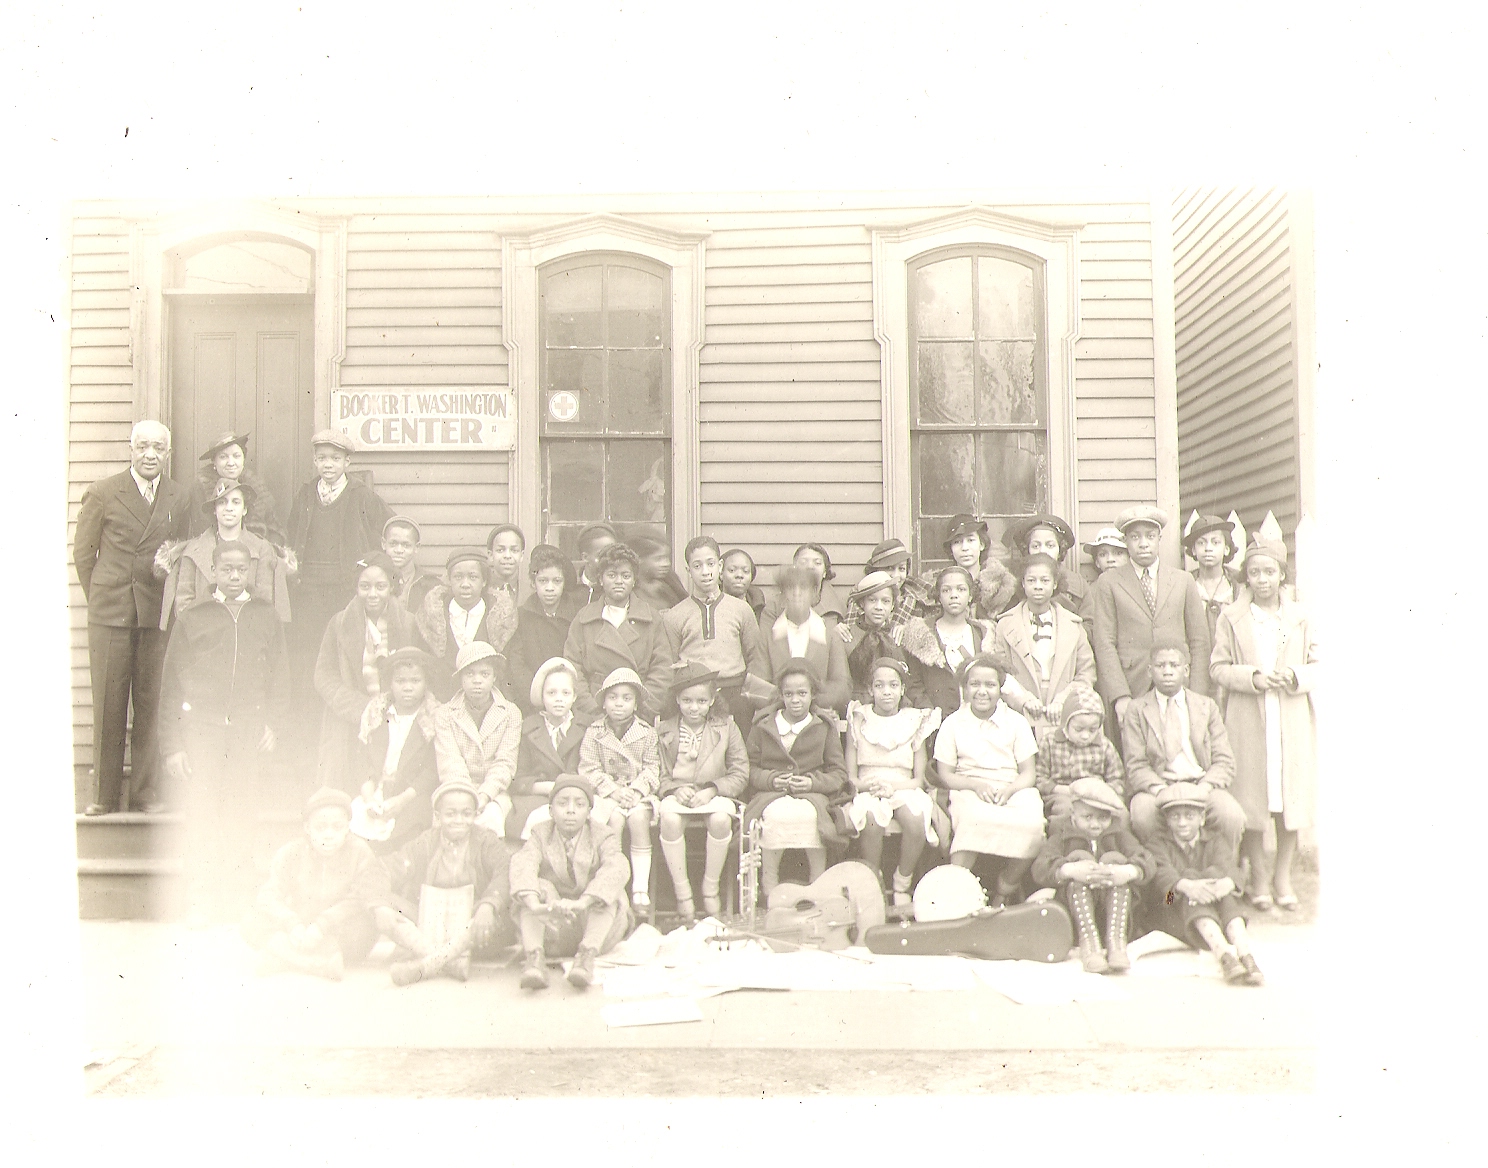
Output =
[{"x1": 1172, "y1": 187, "x2": 1301, "y2": 538}]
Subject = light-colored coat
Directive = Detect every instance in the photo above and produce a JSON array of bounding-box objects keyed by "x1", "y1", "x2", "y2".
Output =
[
  {"x1": 1089, "y1": 561, "x2": 1212, "y2": 703},
  {"x1": 509, "y1": 819, "x2": 633, "y2": 908},
  {"x1": 657, "y1": 714, "x2": 749, "y2": 799},
  {"x1": 993, "y1": 601, "x2": 1096, "y2": 725},
  {"x1": 160, "y1": 528, "x2": 290, "y2": 627},
  {"x1": 1209, "y1": 596, "x2": 1319, "y2": 831},
  {"x1": 433, "y1": 690, "x2": 523, "y2": 804}
]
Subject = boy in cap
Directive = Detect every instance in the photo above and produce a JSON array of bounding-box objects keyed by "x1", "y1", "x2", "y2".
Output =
[
  {"x1": 375, "y1": 778, "x2": 516, "y2": 985},
  {"x1": 158, "y1": 540, "x2": 290, "y2": 920},
  {"x1": 1034, "y1": 682, "x2": 1126, "y2": 823},
  {"x1": 1144, "y1": 782, "x2": 1264, "y2": 985},
  {"x1": 1031, "y1": 777, "x2": 1153, "y2": 973},
  {"x1": 510, "y1": 775, "x2": 634, "y2": 990},
  {"x1": 242, "y1": 787, "x2": 386, "y2": 979},
  {"x1": 286, "y1": 430, "x2": 392, "y2": 739},
  {"x1": 416, "y1": 547, "x2": 505, "y2": 699},
  {"x1": 1078, "y1": 528, "x2": 1127, "y2": 622},
  {"x1": 575, "y1": 667, "x2": 661, "y2": 911},
  {"x1": 1121, "y1": 642, "x2": 1245, "y2": 852},
  {"x1": 1088, "y1": 505, "x2": 1212, "y2": 724},
  {"x1": 382, "y1": 515, "x2": 435, "y2": 611},
  {"x1": 433, "y1": 641, "x2": 523, "y2": 834}
]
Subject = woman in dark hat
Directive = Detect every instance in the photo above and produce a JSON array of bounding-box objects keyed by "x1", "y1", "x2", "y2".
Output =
[
  {"x1": 916, "y1": 514, "x2": 1017, "y2": 622},
  {"x1": 160, "y1": 479, "x2": 290, "y2": 627},
  {"x1": 186, "y1": 431, "x2": 286, "y2": 546},
  {"x1": 1005, "y1": 513, "x2": 1088, "y2": 619},
  {"x1": 1184, "y1": 513, "x2": 1243, "y2": 645}
]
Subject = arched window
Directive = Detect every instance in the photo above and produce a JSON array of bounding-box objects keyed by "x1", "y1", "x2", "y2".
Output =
[
  {"x1": 539, "y1": 253, "x2": 672, "y2": 558},
  {"x1": 908, "y1": 246, "x2": 1049, "y2": 567}
]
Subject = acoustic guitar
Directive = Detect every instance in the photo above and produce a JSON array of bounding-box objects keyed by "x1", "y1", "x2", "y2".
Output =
[{"x1": 760, "y1": 861, "x2": 887, "y2": 950}]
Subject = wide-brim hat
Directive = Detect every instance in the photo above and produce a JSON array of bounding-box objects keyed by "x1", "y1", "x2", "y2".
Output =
[
  {"x1": 377, "y1": 645, "x2": 436, "y2": 683},
  {"x1": 431, "y1": 779, "x2": 481, "y2": 811},
  {"x1": 848, "y1": 570, "x2": 898, "y2": 604},
  {"x1": 1183, "y1": 514, "x2": 1241, "y2": 556},
  {"x1": 1068, "y1": 777, "x2": 1125, "y2": 815},
  {"x1": 453, "y1": 641, "x2": 503, "y2": 674},
  {"x1": 597, "y1": 666, "x2": 644, "y2": 699},
  {"x1": 529, "y1": 656, "x2": 579, "y2": 709},
  {"x1": 669, "y1": 659, "x2": 720, "y2": 695},
  {"x1": 198, "y1": 431, "x2": 249, "y2": 462},
  {"x1": 1115, "y1": 505, "x2": 1170, "y2": 533},
  {"x1": 865, "y1": 539, "x2": 911, "y2": 571},
  {"x1": 1081, "y1": 527, "x2": 1127, "y2": 554},
  {"x1": 201, "y1": 477, "x2": 257, "y2": 514},
  {"x1": 310, "y1": 428, "x2": 357, "y2": 454},
  {"x1": 943, "y1": 514, "x2": 990, "y2": 550},
  {"x1": 304, "y1": 786, "x2": 352, "y2": 820},
  {"x1": 1006, "y1": 513, "x2": 1075, "y2": 557},
  {"x1": 1156, "y1": 782, "x2": 1209, "y2": 813}
]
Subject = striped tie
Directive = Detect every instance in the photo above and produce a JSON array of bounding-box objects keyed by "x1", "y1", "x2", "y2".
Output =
[{"x1": 1140, "y1": 567, "x2": 1157, "y2": 615}]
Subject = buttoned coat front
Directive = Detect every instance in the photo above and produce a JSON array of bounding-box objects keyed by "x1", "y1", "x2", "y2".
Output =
[
  {"x1": 73, "y1": 469, "x2": 191, "y2": 628},
  {"x1": 1089, "y1": 561, "x2": 1212, "y2": 704},
  {"x1": 1119, "y1": 687, "x2": 1235, "y2": 797},
  {"x1": 1209, "y1": 596, "x2": 1319, "y2": 831},
  {"x1": 562, "y1": 596, "x2": 675, "y2": 721}
]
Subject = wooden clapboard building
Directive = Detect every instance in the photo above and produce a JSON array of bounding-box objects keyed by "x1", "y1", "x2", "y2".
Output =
[
  {"x1": 65, "y1": 192, "x2": 1185, "y2": 821},
  {"x1": 1173, "y1": 187, "x2": 1316, "y2": 559}
]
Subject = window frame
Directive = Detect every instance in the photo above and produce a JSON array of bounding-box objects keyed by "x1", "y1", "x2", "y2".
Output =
[
  {"x1": 872, "y1": 210, "x2": 1081, "y2": 556},
  {"x1": 504, "y1": 216, "x2": 706, "y2": 566}
]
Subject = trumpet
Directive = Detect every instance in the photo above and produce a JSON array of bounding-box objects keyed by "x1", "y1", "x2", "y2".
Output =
[{"x1": 737, "y1": 816, "x2": 762, "y2": 930}]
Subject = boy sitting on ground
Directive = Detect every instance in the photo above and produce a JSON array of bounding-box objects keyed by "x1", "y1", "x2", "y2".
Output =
[{"x1": 241, "y1": 787, "x2": 386, "y2": 980}]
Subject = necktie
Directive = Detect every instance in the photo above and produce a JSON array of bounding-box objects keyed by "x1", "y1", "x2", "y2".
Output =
[
  {"x1": 1140, "y1": 567, "x2": 1157, "y2": 615},
  {"x1": 550, "y1": 722, "x2": 564, "y2": 752},
  {"x1": 1162, "y1": 696, "x2": 1187, "y2": 766},
  {"x1": 141, "y1": 479, "x2": 156, "y2": 507}
]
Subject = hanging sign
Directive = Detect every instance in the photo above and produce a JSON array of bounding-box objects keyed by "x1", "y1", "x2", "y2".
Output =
[{"x1": 331, "y1": 388, "x2": 516, "y2": 450}]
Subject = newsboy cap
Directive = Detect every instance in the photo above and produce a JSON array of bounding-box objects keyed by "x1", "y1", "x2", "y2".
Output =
[
  {"x1": 1156, "y1": 782, "x2": 1209, "y2": 813},
  {"x1": 1115, "y1": 505, "x2": 1170, "y2": 532},
  {"x1": 303, "y1": 787, "x2": 353, "y2": 820},
  {"x1": 1068, "y1": 777, "x2": 1125, "y2": 815},
  {"x1": 310, "y1": 428, "x2": 357, "y2": 454}
]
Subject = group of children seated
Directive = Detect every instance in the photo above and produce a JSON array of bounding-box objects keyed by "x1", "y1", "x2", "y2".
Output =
[{"x1": 165, "y1": 483, "x2": 1315, "y2": 991}]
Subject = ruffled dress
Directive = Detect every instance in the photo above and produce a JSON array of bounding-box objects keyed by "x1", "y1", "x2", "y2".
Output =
[{"x1": 845, "y1": 703, "x2": 942, "y2": 843}]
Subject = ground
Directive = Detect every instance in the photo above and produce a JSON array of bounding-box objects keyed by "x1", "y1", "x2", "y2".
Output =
[{"x1": 81, "y1": 862, "x2": 1317, "y2": 1098}]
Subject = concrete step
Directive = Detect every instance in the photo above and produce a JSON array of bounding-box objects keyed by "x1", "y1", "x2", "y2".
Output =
[
  {"x1": 75, "y1": 813, "x2": 186, "y2": 860},
  {"x1": 77, "y1": 858, "x2": 184, "y2": 920}
]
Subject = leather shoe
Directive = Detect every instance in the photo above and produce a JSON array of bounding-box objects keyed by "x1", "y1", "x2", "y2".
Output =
[
  {"x1": 83, "y1": 803, "x2": 112, "y2": 817},
  {"x1": 1220, "y1": 952, "x2": 1248, "y2": 983},
  {"x1": 1240, "y1": 953, "x2": 1265, "y2": 986},
  {"x1": 135, "y1": 800, "x2": 167, "y2": 815}
]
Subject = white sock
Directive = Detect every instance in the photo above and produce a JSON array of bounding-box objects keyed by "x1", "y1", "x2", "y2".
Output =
[
  {"x1": 659, "y1": 835, "x2": 690, "y2": 899},
  {"x1": 630, "y1": 847, "x2": 652, "y2": 897},
  {"x1": 702, "y1": 831, "x2": 731, "y2": 893},
  {"x1": 892, "y1": 868, "x2": 913, "y2": 892}
]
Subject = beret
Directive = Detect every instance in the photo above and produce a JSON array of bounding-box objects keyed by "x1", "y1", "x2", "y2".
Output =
[
  {"x1": 1243, "y1": 538, "x2": 1288, "y2": 565},
  {"x1": 445, "y1": 547, "x2": 490, "y2": 574},
  {"x1": 304, "y1": 787, "x2": 352, "y2": 820},
  {"x1": 310, "y1": 428, "x2": 357, "y2": 454},
  {"x1": 1068, "y1": 777, "x2": 1125, "y2": 815},
  {"x1": 1156, "y1": 782, "x2": 1209, "y2": 813},
  {"x1": 1007, "y1": 513, "x2": 1075, "y2": 555},
  {"x1": 669, "y1": 659, "x2": 720, "y2": 694},
  {"x1": 1115, "y1": 505, "x2": 1169, "y2": 532}
]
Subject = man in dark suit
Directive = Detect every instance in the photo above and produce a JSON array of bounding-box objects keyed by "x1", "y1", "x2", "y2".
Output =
[
  {"x1": 1089, "y1": 505, "x2": 1213, "y2": 727},
  {"x1": 73, "y1": 420, "x2": 191, "y2": 814}
]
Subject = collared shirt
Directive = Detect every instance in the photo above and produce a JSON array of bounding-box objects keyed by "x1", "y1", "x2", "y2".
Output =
[
  {"x1": 777, "y1": 611, "x2": 824, "y2": 659},
  {"x1": 316, "y1": 475, "x2": 348, "y2": 505},
  {"x1": 543, "y1": 713, "x2": 573, "y2": 752},
  {"x1": 775, "y1": 709, "x2": 813, "y2": 752},
  {"x1": 933, "y1": 701, "x2": 1037, "y2": 783},
  {"x1": 383, "y1": 709, "x2": 416, "y2": 775},
  {"x1": 130, "y1": 467, "x2": 158, "y2": 506},
  {"x1": 1027, "y1": 605, "x2": 1056, "y2": 679},
  {"x1": 1154, "y1": 688, "x2": 1205, "y2": 778},
  {"x1": 212, "y1": 587, "x2": 250, "y2": 604},
  {"x1": 601, "y1": 603, "x2": 629, "y2": 629},
  {"x1": 448, "y1": 598, "x2": 486, "y2": 649},
  {"x1": 1137, "y1": 561, "x2": 1159, "y2": 588}
]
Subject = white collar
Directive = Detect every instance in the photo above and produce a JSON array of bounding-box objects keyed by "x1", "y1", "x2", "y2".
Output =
[
  {"x1": 776, "y1": 709, "x2": 813, "y2": 736},
  {"x1": 317, "y1": 475, "x2": 348, "y2": 503},
  {"x1": 130, "y1": 467, "x2": 159, "y2": 498},
  {"x1": 1155, "y1": 688, "x2": 1187, "y2": 712},
  {"x1": 1136, "y1": 558, "x2": 1159, "y2": 577},
  {"x1": 213, "y1": 587, "x2": 250, "y2": 603}
]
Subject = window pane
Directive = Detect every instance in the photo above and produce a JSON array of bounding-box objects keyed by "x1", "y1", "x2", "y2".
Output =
[
  {"x1": 607, "y1": 266, "x2": 667, "y2": 348},
  {"x1": 609, "y1": 349, "x2": 668, "y2": 432},
  {"x1": 975, "y1": 431, "x2": 1047, "y2": 516},
  {"x1": 544, "y1": 350, "x2": 605, "y2": 433},
  {"x1": 977, "y1": 256, "x2": 1037, "y2": 337},
  {"x1": 608, "y1": 440, "x2": 670, "y2": 523},
  {"x1": 546, "y1": 440, "x2": 605, "y2": 521},
  {"x1": 977, "y1": 340, "x2": 1039, "y2": 424},
  {"x1": 913, "y1": 256, "x2": 973, "y2": 338},
  {"x1": 917, "y1": 431, "x2": 975, "y2": 516},
  {"x1": 543, "y1": 266, "x2": 603, "y2": 347},
  {"x1": 916, "y1": 342, "x2": 975, "y2": 425}
]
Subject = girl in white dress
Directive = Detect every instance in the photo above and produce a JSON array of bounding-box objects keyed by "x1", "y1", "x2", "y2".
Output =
[{"x1": 844, "y1": 658, "x2": 942, "y2": 905}]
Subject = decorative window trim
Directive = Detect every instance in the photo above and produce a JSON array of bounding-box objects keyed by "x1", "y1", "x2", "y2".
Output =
[
  {"x1": 872, "y1": 208, "x2": 1083, "y2": 545},
  {"x1": 128, "y1": 201, "x2": 348, "y2": 433},
  {"x1": 503, "y1": 215, "x2": 706, "y2": 561}
]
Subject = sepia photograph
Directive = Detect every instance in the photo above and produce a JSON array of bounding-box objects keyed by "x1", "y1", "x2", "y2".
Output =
[{"x1": 9, "y1": 2, "x2": 1480, "y2": 1158}]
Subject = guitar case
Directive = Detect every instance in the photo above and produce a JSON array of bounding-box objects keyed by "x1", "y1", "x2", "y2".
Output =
[{"x1": 863, "y1": 901, "x2": 1074, "y2": 963}]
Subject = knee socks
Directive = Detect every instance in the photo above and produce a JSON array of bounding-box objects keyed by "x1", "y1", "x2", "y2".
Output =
[
  {"x1": 630, "y1": 845, "x2": 653, "y2": 898},
  {"x1": 660, "y1": 834, "x2": 691, "y2": 899},
  {"x1": 702, "y1": 830, "x2": 730, "y2": 895}
]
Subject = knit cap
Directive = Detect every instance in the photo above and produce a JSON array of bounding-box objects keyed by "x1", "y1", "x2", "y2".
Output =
[
  {"x1": 550, "y1": 774, "x2": 595, "y2": 807},
  {"x1": 1059, "y1": 683, "x2": 1105, "y2": 729}
]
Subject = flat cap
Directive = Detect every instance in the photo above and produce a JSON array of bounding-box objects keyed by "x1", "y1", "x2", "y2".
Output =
[
  {"x1": 1156, "y1": 782, "x2": 1209, "y2": 813},
  {"x1": 310, "y1": 428, "x2": 357, "y2": 454},
  {"x1": 1115, "y1": 505, "x2": 1170, "y2": 532},
  {"x1": 1068, "y1": 777, "x2": 1125, "y2": 815}
]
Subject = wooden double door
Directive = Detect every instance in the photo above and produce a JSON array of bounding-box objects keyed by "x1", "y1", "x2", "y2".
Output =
[{"x1": 168, "y1": 293, "x2": 315, "y2": 526}]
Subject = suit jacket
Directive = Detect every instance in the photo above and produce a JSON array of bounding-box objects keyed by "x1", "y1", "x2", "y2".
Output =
[
  {"x1": 509, "y1": 819, "x2": 631, "y2": 907},
  {"x1": 1120, "y1": 687, "x2": 1235, "y2": 797},
  {"x1": 1089, "y1": 561, "x2": 1212, "y2": 703},
  {"x1": 657, "y1": 714, "x2": 749, "y2": 799},
  {"x1": 73, "y1": 469, "x2": 191, "y2": 627},
  {"x1": 993, "y1": 602, "x2": 1096, "y2": 719},
  {"x1": 512, "y1": 711, "x2": 593, "y2": 793},
  {"x1": 562, "y1": 596, "x2": 675, "y2": 721}
]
